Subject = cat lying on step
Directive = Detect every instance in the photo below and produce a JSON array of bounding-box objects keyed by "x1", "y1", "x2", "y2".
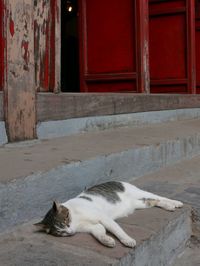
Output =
[{"x1": 35, "y1": 181, "x2": 183, "y2": 248}]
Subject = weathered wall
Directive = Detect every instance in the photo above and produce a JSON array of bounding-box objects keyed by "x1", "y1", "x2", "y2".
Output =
[
  {"x1": 5, "y1": 0, "x2": 36, "y2": 141},
  {"x1": 34, "y1": 0, "x2": 60, "y2": 92},
  {"x1": 0, "y1": 0, "x2": 5, "y2": 91}
]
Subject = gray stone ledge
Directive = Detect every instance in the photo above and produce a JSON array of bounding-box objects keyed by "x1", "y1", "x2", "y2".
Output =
[{"x1": 37, "y1": 108, "x2": 200, "y2": 140}]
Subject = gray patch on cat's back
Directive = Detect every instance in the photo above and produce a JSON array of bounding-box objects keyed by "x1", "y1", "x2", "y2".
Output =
[
  {"x1": 85, "y1": 181, "x2": 125, "y2": 203},
  {"x1": 79, "y1": 196, "x2": 93, "y2": 202}
]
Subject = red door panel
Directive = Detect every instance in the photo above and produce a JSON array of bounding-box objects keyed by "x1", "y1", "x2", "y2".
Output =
[
  {"x1": 86, "y1": 0, "x2": 135, "y2": 74},
  {"x1": 149, "y1": 0, "x2": 195, "y2": 93},
  {"x1": 80, "y1": 0, "x2": 137, "y2": 92},
  {"x1": 150, "y1": 15, "x2": 186, "y2": 80}
]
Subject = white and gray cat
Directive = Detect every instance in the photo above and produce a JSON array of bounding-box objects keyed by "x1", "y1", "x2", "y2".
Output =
[{"x1": 35, "y1": 181, "x2": 183, "y2": 248}]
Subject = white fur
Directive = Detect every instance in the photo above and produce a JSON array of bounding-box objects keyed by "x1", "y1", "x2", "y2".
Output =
[{"x1": 61, "y1": 182, "x2": 183, "y2": 248}]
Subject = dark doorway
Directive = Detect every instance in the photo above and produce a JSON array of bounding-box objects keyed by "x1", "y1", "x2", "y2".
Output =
[{"x1": 61, "y1": 0, "x2": 80, "y2": 92}]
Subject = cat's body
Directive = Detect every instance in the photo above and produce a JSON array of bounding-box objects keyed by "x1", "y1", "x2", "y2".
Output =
[{"x1": 35, "y1": 181, "x2": 183, "y2": 248}]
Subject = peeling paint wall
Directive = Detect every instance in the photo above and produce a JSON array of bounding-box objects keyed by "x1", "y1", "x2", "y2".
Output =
[
  {"x1": 5, "y1": 0, "x2": 36, "y2": 141},
  {"x1": 34, "y1": 0, "x2": 59, "y2": 92},
  {"x1": 0, "y1": 0, "x2": 5, "y2": 91}
]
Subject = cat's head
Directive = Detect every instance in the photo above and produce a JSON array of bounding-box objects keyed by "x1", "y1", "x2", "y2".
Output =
[{"x1": 34, "y1": 201, "x2": 74, "y2": 237}]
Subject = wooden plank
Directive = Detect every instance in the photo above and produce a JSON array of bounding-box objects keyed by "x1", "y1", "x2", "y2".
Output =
[
  {"x1": 4, "y1": 0, "x2": 36, "y2": 141},
  {"x1": 151, "y1": 79, "x2": 188, "y2": 85},
  {"x1": 37, "y1": 93, "x2": 200, "y2": 122},
  {"x1": 187, "y1": 0, "x2": 196, "y2": 93},
  {"x1": 135, "y1": 0, "x2": 150, "y2": 93}
]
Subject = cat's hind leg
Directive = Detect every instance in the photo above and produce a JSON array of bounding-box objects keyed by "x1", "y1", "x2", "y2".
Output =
[{"x1": 136, "y1": 190, "x2": 183, "y2": 211}]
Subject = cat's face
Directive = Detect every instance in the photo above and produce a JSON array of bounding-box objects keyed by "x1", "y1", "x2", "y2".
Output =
[{"x1": 35, "y1": 201, "x2": 74, "y2": 237}]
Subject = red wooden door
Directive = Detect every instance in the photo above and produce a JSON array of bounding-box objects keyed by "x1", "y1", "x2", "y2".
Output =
[
  {"x1": 196, "y1": 0, "x2": 200, "y2": 93},
  {"x1": 149, "y1": 0, "x2": 196, "y2": 93},
  {"x1": 0, "y1": 0, "x2": 4, "y2": 91},
  {"x1": 79, "y1": 0, "x2": 137, "y2": 92}
]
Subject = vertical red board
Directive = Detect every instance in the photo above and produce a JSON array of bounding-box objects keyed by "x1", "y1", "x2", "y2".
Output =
[
  {"x1": 80, "y1": 0, "x2": 137, "y2": 92},
  {"x1": 196, "y1": 0, "x2": 200, "y2": 93},
  {"x1": 149, "y1": 0, "x2": 196, "y2": 93},
  {"x1": 86, "y1": 0, "x2": 135, "y2": 74},
  {"x1": 0, "y1": 0, "x2": 4, "y2": 90},
  {"x1": 150, "y1": 15, "x2": 186, "y2": 80},
  {"x1": 196, "y1": 27, "x2": 200, "y2": 93},
  {"x1": 34, "y1": 0, "x2": 56, "y2": 92}
]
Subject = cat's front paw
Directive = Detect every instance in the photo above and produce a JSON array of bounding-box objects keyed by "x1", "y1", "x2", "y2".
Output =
[
  {"x1": 163, "y1": 199, "x2": 183, "y2": 211},
  {"x1": 121, "y1": 237, "x2": 136, "y2": 248},
  {"x1": 171, "y1": 200, "x2": 183, "y2": 208},
  {"x1": 100, "y1": 236, "x2": 116, "y2": 248}
]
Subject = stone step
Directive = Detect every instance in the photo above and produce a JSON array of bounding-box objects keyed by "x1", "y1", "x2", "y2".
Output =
[
  {"x1": 0, "y1": 206, "x2": 191, "y2": 266},
  {"x1": 1, "y1": 118, "x2": 200, "y2": 232},
  {"x1": 172, "y1": 246, "x2": 200, "y2": 266},
  {"x1": 2, "y1": 152, "x2": 200, "y2": 265}
]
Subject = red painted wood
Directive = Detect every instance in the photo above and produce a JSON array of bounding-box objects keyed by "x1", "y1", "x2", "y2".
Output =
[
  {"x1": 0, "y1": 0, "x2": 4, "y2": 91},
  {"x1": 86, "y1": 0, "x2": 135, "y2": 74},
  {"x1": 85, "y1": 72, "x2": 137, "y2": 83},
  {"x1": 151, "y1": 85, "x2": 188, "y2": 94},
  {"x1": 83, "y1": 81, "x2": 136, "y2": 93},
  {"x1": 150, "y1": 14, "x2": 187, "y2": 79},
  {"x1": 49, "y1": 0, "x2": 56, "y2": 92},
  {"x1": 79, "y1": 0, "x2": 138, "y2": 92},
  {"x1": 34, "y1": 0, "x2": 56, "y2": 92},
  {"x1": 187, "y1": 0, "x2": 196, "y2": 93},
  {"x1": 149, "y1": 0, "x2": 196, "y2": 93},
  {"x1": 135, "y1": 0, "x2": 150, "y2": 93},
  {"x1": 196, "y1": 0, "x2": 200, "y2": 93}
]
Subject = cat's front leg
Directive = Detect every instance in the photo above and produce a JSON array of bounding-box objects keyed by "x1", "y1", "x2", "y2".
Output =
[
  {"x1": 100, "y1": 216, "x2": 136, "y2": 248},
  {"x1": 78, "y1": 223, "x2": 116, "y2": 248}
]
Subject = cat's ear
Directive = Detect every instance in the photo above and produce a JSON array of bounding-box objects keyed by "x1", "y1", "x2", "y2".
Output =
[{"x1": 53, "y1": 201, "x2": 60, "y2": 213}]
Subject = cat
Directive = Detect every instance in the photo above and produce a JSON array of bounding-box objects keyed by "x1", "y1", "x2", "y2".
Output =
[{"x1": 35, "y1": 181, "x2": 183, "y2": 248}]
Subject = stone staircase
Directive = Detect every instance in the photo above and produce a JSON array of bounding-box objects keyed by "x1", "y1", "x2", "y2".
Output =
[{"x1": 0, "y1": 110, "x2": 200, "y2": 265}]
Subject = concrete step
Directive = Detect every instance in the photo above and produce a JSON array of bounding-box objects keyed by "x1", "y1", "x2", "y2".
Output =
[
  {"x1": 0, "y1": 205, "x2": 191, "y2": 266},
  {"x1": 173, "y1": 246, "x2": 200, "y2": 266},
  {"x1": 2, "y1": 152, "x2": 200, "y2": 265},
  {"x1": 3, "y1": 151, "x2": 200, "y2": 265},
  {"x1": 1, "y1": 118, "x2": 200, "y2": 232}
]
